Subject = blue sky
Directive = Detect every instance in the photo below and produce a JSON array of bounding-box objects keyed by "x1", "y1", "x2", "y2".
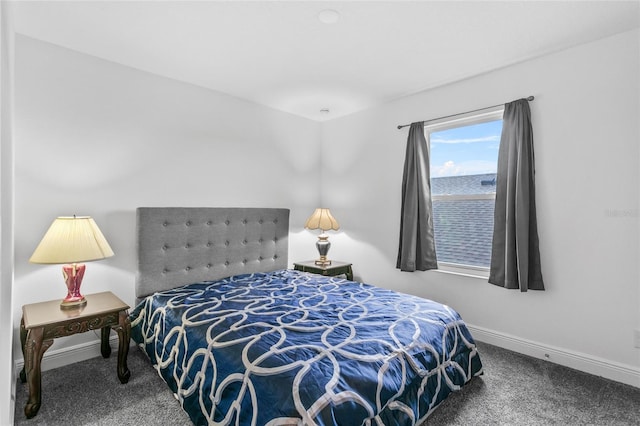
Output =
[{"x1": 429, "y1": 119, "x2": 502, "y2": 177}]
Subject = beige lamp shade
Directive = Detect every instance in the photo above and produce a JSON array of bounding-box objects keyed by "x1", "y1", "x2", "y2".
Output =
[
  {"x1": 29, "y1": 216, "x2": 114, "y2": 264},
  {"x1": 304, "y1": 208, "x2": 340, "y2": 231}
]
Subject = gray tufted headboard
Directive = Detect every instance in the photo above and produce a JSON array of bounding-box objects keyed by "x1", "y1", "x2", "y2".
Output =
[{"x1": 136, "y1": 207, "x2": 289, "y2": 301}]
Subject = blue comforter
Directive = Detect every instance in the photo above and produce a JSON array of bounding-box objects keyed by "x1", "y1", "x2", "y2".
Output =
[{"x1": 130, "y1": 269, "x2": 482, "y2": 425}]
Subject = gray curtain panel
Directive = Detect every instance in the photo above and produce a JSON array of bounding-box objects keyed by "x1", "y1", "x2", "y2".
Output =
[
  {"x1": 489, "y1": 99, "x2": 544, "y2": 291},
  {"x1": 397, "y1": 122, "x2": 438, "y2": 272}
]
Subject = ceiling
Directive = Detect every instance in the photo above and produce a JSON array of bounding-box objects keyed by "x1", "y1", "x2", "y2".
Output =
[{"x1": 10, "y1": 1, "x2": 640, "y2": 121}]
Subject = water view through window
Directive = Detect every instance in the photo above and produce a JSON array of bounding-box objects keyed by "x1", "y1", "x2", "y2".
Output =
[{"x1": 429, "y1": 117, "x2": 502, "y2": 269}]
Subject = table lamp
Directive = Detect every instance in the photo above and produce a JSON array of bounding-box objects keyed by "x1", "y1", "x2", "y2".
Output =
[
  {"x1": 304, "y1": 208, "x2": 340, "y2": 266},
  {"x1": 29, "y1": 216, "x2": 114, "y2": 309}
]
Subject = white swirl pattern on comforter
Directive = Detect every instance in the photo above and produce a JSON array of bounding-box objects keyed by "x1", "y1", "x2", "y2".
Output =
[{"x1": 130, "y1": 269, "x2": 482, "y2": 425}]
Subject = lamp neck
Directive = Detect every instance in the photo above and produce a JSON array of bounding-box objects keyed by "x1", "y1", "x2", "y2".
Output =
[{"x1": 65, "y1": 262, "x2": 85, "y2": 277}]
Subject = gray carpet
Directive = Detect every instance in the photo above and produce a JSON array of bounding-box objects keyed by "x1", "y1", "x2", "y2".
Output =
[
  {"x1": 14, "y1": 342, "x2": 640, "y2": 425},
  {"x1": 15, "y1": 347, "x2": 190, "y2": 426}
]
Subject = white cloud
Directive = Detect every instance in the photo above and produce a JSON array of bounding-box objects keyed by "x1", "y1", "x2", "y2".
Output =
[{"x1": 432, "y1": 160, "x2": 461, "y2": 177}]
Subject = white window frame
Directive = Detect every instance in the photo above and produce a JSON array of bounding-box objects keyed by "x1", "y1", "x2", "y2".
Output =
[{"x1": 426, "y1": 107, "x2": 504, "y2": 279}]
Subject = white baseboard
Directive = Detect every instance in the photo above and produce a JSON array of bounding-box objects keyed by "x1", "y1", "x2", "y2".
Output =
[
  {"x1": 14, "y1": 335, "x2": 122, "y2": 373},
  {"x1": 468, "y1": 324, "x2": 640, "y2": 388}
]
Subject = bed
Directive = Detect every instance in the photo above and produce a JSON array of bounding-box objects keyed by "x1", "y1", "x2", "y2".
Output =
[{"x1": 130, "y1": 207, "x2": 483, "y2": 425}]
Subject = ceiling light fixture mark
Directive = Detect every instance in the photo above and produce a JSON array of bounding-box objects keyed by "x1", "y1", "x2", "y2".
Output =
[{"x1": 318, "y1": 9, "x2": 340, "y2": 24}]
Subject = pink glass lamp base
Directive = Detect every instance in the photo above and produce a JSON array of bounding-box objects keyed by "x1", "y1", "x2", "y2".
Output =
[{"x1": 60, "y1": 263, "x2": 87, "y2": 309}]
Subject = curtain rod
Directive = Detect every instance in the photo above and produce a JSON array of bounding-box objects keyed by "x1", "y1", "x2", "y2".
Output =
[{"x1": 396, "y1": 96, "x2": 535, "y2": 130}]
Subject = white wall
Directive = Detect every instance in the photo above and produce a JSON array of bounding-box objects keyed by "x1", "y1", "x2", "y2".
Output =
[
  {"x1": 12, "y1": 36, "x2": 322, "y2": 364},
  {"x1": 322, "y1": 29, "x2": 640, "y2": 386},
  {"x1": 11, "y1": 28, "x2": 640, "y2": 390},
  {"x1": 0, "y1": 2, "x2": 16, "y2": 424}
]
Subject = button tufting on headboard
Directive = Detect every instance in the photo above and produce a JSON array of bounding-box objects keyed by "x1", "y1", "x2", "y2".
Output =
[{"x1": 136, "y1": 207, "x2": 289, "y2": 301}]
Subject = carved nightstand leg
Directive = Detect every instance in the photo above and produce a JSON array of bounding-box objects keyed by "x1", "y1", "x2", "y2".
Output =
[
  {"x1": 100, "y1": 327, "x2": 112, "y2": 358},
  {"x1": 19, "y1": 318, "x2": 27, "y2": 383},
  {"x1": 114, "y1": 310, "x2": 131, "y2": 384},
  {"x1": 24, "y1": 327, "x2": 53, "y2": 419}
]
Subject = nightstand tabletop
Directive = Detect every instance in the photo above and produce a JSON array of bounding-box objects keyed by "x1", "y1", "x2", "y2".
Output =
[
  {"x1": 293, "y1": 260, "x2": 352, "y2": 270},
  {"x1": 22, "y1": 291, "x2": 129, "y2": 329},
  {"x1": 293, "y1": 261, "x2": 354, "y2": 281}
]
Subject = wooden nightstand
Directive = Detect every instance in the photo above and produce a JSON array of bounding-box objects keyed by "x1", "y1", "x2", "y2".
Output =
[
  {"x1": 19, "y1": 291, "x2": 131, "y2": 419},
  {"x1": 293, "y1": 260, "x2": 354, "y2": 281}
]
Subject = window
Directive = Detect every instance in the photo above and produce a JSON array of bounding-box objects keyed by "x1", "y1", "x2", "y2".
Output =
[{"x1": 427, "y1": 109, "x2": 503, "y2": 274}]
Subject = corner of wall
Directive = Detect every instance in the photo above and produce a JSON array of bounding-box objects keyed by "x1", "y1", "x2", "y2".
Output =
[{"x1": 0, "y1": 1, "x2": 16, "y2": 424}]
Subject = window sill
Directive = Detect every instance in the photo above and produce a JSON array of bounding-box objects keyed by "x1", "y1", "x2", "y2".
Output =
[{"x1": 433, "y1": 262, "x2": 489, "y2": 280}]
